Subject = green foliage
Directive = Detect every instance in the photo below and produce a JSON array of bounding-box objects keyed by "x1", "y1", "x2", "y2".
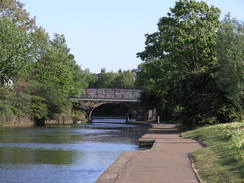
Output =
[
  {"x1": 84, "y1": 72, "x2": 98, "y2": 88},
  {"x1": 0, "y1": 18, "x2": 35, "y2": 86},
  {"x1": 32, "y1": 34, "x2": 84, "y2": 97},
  {"x1": 11, "y1": 90, "x2": 31, "y2": 118},
  {"x1": 136, "y1": 59, "x2": 176, "y2": 99},
  {"x1": 93, "y1": 72, "x2": 116, "y2": 88},
  {"x1": 111, "y1": 70, "x2": 136, "y2": 89},
  {"x1": 0, "y1": 88, "x2": 14, "y2": 120},
  {"x1": 136, "y1": 0, "x2": 221, "y2": 122},
  {"x1": 0, "y1": 87, "x2": 31, "y2": 121},
  {"x1": 135, "y1": 59, "x2": 172, "y2": 116},
  {"x1": 138, "y1": 0, "x2": 220, "y2": 73},
  {"x1": 90, "y1": 70, "x2": 136, "y2": 89},
  {"x1": 0, "y1": 0, "x2": 90, "y2": 125},
  {"x1": 170, "y1": 68, "x2": 240, "y2": 126},
  {"x1": 0, "y1": 0, "x2": 38, "y2": 32},
  {"x1": 136, "y1": 0, "x2": 242, "y2": 126},
  {"x1": 216, "y1": 14, "x2": 244, "y2": 119},
  {"x1": 30, "y1": 95, "x2": 48, "y2": 125},
  {"x1": 29, "y1": 82, "x2": 70, "y2": 120},
  {"x1": 71, "y1": 110, "x2": 87, "y2": 123}
]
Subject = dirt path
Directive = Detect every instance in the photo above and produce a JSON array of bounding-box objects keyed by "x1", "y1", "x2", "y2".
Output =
[{"x1": 96, "y1": 124, "x2": 202, "y2": 183}]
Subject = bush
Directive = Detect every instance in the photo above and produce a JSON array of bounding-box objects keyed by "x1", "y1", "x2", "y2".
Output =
[
  {"x1": 31, "y1": 95, "x2": 48, "y2": 126},
  {"x1": 71, "y1": 110, "x2": 87, "y2": 123},
  {"x1": 0, "y1": 88, "x2": 14, "y2": 122}
]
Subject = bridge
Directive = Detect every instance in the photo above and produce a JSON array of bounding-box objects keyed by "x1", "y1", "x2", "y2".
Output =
[
  {"x1": 70, "y1": 88, "x2": 142, "y2": 102},
  {"x1": 70, "y1": 88, "x2": 143, "y2": 122}
]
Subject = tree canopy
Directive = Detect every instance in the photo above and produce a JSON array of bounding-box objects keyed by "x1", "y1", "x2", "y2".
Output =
[
  {"x1": 0, "y1": 18, "x2": 35, "y2": 86},
  {"x1": 136, "y1": 0, "x2": 243, "y2": 126},
  {"x1": 88, "y1": 70, "x2": 136, "y2": 89}
]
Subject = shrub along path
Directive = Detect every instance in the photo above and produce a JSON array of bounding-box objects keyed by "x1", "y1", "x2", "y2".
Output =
[{"x1": 96, "y1": 124, "x2": 202, "y2": 183}]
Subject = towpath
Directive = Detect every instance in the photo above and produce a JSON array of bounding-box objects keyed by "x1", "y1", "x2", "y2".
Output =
[{"x1": 96, "y1": 123, "x2": 202, "y2": 183}]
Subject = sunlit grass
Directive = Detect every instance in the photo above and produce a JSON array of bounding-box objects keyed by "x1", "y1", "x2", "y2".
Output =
[{"x1": 182, "y1": 122, "x2": 244, "y2": 183}]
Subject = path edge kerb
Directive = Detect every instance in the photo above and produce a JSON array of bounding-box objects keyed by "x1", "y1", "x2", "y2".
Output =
[{"x1": 95, "y1": 151, "x2": 139, "y2": 183}]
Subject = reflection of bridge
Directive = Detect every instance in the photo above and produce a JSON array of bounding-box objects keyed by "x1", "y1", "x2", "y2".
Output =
[{"x1": 70, "y1": 88, "x2": 142, "y2": 121}]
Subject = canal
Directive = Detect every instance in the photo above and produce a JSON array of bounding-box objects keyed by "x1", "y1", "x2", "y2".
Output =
[{"x1": 0, "y1": 122, "x2": 147, "y2": 183}]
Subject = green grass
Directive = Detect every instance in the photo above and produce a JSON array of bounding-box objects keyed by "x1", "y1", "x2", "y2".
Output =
[{"x1": 182, "y1": 122, "x2": 244, "y2": 183}]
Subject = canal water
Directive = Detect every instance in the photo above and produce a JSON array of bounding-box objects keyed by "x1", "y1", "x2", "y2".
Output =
[{"x1": 0, "y1": 122, "x2": 147, "y2": 183}]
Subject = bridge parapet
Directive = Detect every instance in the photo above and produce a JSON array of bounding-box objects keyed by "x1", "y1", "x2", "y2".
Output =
[{"x1": 80, "y1": 88, "x2": 142, "y2": 101}]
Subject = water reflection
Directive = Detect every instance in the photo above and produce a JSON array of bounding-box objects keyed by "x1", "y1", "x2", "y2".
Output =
[{"x1": 0, "y1": 123, "x2": 147, "y2": 183}]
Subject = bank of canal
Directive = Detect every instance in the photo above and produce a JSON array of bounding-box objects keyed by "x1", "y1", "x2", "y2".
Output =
[{"x1": 0, "y1": 123, "x2": 148, "y2": 183}]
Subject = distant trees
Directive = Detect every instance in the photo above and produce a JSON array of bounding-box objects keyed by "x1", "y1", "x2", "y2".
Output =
[
  {"x1": 136, "y1": 0, "x2": 243, "y2": 126},
  {"x1": 87, "y1": 70, "x2": 136, "y2": 89}
]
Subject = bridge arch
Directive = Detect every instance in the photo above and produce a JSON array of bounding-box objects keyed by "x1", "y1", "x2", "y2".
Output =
[
  {"x1": 89, "y1": 103, "x2": 133, "y2": 122},
  {"x1": 70, "y1": 88, "x2": 143, "y2": 122}
]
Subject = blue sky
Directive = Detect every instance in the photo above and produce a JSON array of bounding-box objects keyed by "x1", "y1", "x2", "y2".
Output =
[{"x1": 21, "y1": 0, "x2": 244, "y2": 73}]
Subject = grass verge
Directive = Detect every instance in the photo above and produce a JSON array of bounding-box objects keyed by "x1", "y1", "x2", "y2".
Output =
[{"x1": 182, "y1": 122, "x2": 244, "y2": 183}]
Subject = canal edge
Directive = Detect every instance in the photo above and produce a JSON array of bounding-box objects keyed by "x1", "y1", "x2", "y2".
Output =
[{"x1": 95, "y1": 151, "x2": 139, "y2": 183}]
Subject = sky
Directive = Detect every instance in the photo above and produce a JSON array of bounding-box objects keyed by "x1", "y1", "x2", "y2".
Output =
[{"x1": 21, "y1": 0, "x2": 244, "y2": 73}]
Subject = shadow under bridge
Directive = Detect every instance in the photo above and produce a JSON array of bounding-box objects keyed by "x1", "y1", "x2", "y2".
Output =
[{"x1": 70, "y1": 88, "x2": 143, "y2": 122}]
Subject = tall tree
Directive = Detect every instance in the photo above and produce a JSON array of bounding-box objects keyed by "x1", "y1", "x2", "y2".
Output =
[
  {"x1": 216, "y1": 14, "x2": 244, "y2": 118},
  {"x1": 32, "y1": 34, "x2": 84, "y2": 97},
  {"x1": 136, "y1": 0, "x2": 229, "y2": 124},
  {"x1": 138, "y1": 0, "x2": 220, "y2": 73},
  {"x1": 0, "y1": 18, "x2": 35, "y2": 86},
  {"x1": 0, "y1": 0, "x2": 49, "y2": 60}
]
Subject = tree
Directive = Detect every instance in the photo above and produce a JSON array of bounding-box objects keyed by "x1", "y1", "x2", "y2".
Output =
[
  {"x1": 32, "y1": 34, "x2": 83, "y2": 97},
  {"x1": 30, "y1": 34, "x2": 88, "y2": 123},
  {"x1": 89, "y1": 70, "x2": 136, "y2": 89},
  {"x1": 86, "y1": 71, "x2": 98, "y2": 88},
  {"x1": 0, "y1": 0, "x2": 49, "y2": 60},
  {"x1": 136, "y1": 59, "x2": 176, "y2": 120},
  {"x1": 137, "y1": 0, "x2": 221, "y2": 100},
  {"x1": 111, "y1": 70, "x2": 136, "y2": 89},
  {"x1": 136, "y1": 0, "x2": 236, "y2": 125},
  {"x1": 93, "y1": 72, "x2": 116, "y2": 88},
  {"x1": 0, "y1": 0, "x2": 36, "y2": 31},
  {"x1": 0, "y1": 18, "x2": 35, "y2": 86},
  {"x1": 138, "y1": 0, "x2": 220, "y2": 73},
  {"x1": 216, "y1": 14, "x2": 244, "y2": 119}
]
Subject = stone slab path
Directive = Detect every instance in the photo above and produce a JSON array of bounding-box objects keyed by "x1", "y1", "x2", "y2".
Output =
[{"x1": 96, "y1": 124, "x2": 202, "y2": 183}]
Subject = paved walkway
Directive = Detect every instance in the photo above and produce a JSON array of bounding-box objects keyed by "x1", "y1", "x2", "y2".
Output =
[{"x1": 96, "y1": 124, "x2": 202, "y2": 183}]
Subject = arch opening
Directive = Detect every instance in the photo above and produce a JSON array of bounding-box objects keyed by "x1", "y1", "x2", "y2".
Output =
[{"x1": 90, "y1": 103, "x2": 131, "y2": 122}]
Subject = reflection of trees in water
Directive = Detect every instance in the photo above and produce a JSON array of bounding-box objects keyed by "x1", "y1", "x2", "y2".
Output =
[
  {"x1": 0, "y1": 126, "x2": 147, "y2": 167},
  {"x1": 0, "y1": 147, "x2": 75, "y2": 164}
]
